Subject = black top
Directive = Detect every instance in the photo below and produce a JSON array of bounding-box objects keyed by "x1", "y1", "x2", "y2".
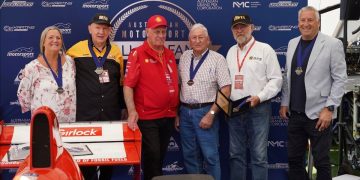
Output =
[{"x1": 290, "y1": 39, "x2": 314, "y2": 113}]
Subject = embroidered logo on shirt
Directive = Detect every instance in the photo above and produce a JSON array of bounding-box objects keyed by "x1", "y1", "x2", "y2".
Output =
[{"x1": 249, "y1": 56, "x2": 262, "y2": 61}]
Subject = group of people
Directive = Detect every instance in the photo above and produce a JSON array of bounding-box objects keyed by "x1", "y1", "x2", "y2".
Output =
[{"x1": 16, "y1": 5, "x2": 347, "y2": 180}]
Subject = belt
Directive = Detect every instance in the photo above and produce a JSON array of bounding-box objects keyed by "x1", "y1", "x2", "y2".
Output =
[{"x1": 181, "y1": 102, "x2": 213, "y2": 109}]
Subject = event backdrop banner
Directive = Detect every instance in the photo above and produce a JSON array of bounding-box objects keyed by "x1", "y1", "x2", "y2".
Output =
[{"x1": 0, "y1": 0, "x2": 306, "y2": 179}]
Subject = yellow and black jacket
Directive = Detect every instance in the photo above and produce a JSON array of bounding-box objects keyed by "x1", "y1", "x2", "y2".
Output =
[{"x1": 67, "y1": 39, "x2": 125, "y2": 122}]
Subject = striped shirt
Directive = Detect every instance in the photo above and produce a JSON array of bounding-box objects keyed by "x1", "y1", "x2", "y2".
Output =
[{"x1": 179, "y1": 49, "x2": 231, "y2": 104}]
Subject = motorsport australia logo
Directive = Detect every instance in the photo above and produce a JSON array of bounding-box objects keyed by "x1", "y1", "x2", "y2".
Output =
[
  {"x1": 162, "y1": 161, "x2": 184, "y2": 172},
  {"x1": 3, "y1": 25, "x2": 35, "y2": 32},
  {"x1": 7, "y1": 47, "x2": 34, "y2": 58},
  {"x1": 53, "y1": 23, "x2": 71, "y2": 34},
  {"x1": 82, "y1": 0, "x2": 109, "y2": 10},
  {"x1": 269, "y1": 1, "x2": 298, "y2": 8},
  {"x1": 1, "y1": 1, "x2": 34, "y2": 8},
  {"x1": 110, "y1": 0, "x2": 196, "y2": 60},
  {"x1": 275, "y1": 46, "x2": 287, "y2": 56},
  {"x1": 41, "y1": 1, "x2": 72, "y2": 8},
  {"x1": 167, "y1": 136, "x2": 180, "y2": 151}
]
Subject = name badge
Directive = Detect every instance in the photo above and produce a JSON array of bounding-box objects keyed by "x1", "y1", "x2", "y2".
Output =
[
  {"x1": 234, "y1": 75, "x2": 244, "y2": 89},
  {"x1": 99, "y1": 70, "x2": 110, "y2": 83}
]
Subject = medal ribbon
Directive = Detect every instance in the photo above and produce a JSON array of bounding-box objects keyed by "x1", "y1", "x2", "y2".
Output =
[
  {"x1": 189, "y1": 49, "x2": 210, "y2": 81},
  {"x1": 296, "y1": 35, "x2": 317, "y2": 69},
  {"x1": 88, "y1": 38, "x2": 111, "y2": 70},
  {"x1": 43, "y1": 54, "x2": 62, "y2": 89},
  {"x1": 237, "y1": 40, "x2": 256, "y2": 72}
]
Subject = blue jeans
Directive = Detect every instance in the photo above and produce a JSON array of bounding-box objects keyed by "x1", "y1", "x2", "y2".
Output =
[
  {"x1": 228, "y1": 101, "x2": 271, "y2": 180},
  {"x1": 179, "y1": 105, "x2": 221, "y2": 180}
]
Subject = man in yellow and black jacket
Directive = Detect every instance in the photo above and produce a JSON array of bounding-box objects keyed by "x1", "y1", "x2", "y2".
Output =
[{"x1": 67, "y1": 13, "x2": 126, "y2": 180}]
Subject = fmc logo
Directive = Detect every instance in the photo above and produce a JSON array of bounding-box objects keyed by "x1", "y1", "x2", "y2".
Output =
[
  {"x1": 110, "y1": 0, "x2": 196, "y2": 60},
  {"x1": 232, "y1": 1, "x2": 261, "y2": 8},
  {"x1": 60, "y1": 127, "x2": 102, "y2": 137}
]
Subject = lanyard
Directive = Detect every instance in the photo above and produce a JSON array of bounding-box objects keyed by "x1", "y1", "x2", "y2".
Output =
[
  {"x1": 296, "y1": 35, "x2": 317, "y2": 68},
  {"x1": 189, "y1": 49, "x2": 210, "y2": 80},
  {"x1": 87, "y1": 39, "x2": 111, "y2": 69},
  {"x1": 43, "y1": 54, "x2": 62, "y2": 89},
  {"x1": 237, "y1": 40, "x2": 255, "y2": 72}
]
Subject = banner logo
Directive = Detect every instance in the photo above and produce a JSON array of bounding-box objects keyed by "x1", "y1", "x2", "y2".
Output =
[
  {"x1": 53, "y1": 23, "x2": 71, "y2": 34},
  {"x1": 14, "y1": 69, "x2": 24, "y2": 85},
  {"x1": 110, "y1": 0, "x2": 196, "y2": 60},
  {"x1": 82, "y1": 0, "x2": 109, "y2": 10},
  {"x1": 269, "y1": 25, "x2": 298, "y2": 31},
  {"x1": 60, "y1": 127, "x2": 102, "y2": 137},
  {"x1": 41, "y1": 1, "x2": 72, "y2": 8},
  {"x1": 1, "y1": 1, "x2": 34, "y2": 8},
  {"x1": 275, "y1": 46, "x2": 287, "y2": 56},
  {"x1": 7, "y1": 47, "x2": 34, "y2": 58},
  {"x1": 3, "y1": 25, "x2": 35, "y2": 32},
  {"x1": 232, "y1": 1, "x2": 261, "y2": 8},
  {"x1": 197, "y1": 0, "x2": 222, "y2": 10},
  {"x1": 269, "y1": 1, "x2": 298, "y2": 8}
]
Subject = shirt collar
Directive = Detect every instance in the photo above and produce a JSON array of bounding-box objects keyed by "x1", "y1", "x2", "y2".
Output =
[
  {"x1": 192, "y1": 48, "x2": 209, "y2": 60},
  {"x1": 238, "y1": 37, "x2": 255, "y2": 51}
]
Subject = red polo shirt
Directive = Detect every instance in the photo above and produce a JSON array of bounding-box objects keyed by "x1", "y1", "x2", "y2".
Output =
[{"x1": 124, "y1": 40, "x2": 179, "y2": 120}]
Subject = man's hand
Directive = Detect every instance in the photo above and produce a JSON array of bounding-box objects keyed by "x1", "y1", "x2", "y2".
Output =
[
  {"x1": 279, "y1": 106, "x2": 289, "y2": 120},
  {"x1": 127, "y1": 110, "x2": 139, "y2": 131},
  {"x1": 199, "y1": 113, "x2": 214, "y2": 129},
  {"x1": 316, "y1": 108, "x2": 333, "y2": 131},
  {"x1": 247, "y1": 96, "x2": 260, "y2": 107},
  {"x1": 175, "y1": 115, "x2": 180, "y2": 132}
]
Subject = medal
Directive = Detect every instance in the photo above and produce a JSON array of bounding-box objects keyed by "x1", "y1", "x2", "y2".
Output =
[
  {"x1": 295, "y1": 67, "x2": 303, "y2": 75},
  {"x1": 95, "y1": 67, "x2": 104, "y2": 75},
  {"x1": 187, "y1": 80, "x2": 194, "y2": 86},
  {"x1": 56, "y1": 87, "x2": 64, "y2": 94}
]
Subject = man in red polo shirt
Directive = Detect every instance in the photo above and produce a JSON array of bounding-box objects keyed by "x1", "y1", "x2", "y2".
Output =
[{"x1": 123, "y1": 15, "x2": 179, "y2": 180}]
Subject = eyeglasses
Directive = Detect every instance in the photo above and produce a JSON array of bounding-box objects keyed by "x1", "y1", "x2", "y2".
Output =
[{"x1": 190, "y1": 36, "x2": 205, "y2": 42}]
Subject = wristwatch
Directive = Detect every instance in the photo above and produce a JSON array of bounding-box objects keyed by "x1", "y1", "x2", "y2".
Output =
[
  {"x1": 326, "y1": 105, "x2": 335, "y2": 112},
  {"x1": 209, "y1": 110, "x2": 216, "y2": 116}
]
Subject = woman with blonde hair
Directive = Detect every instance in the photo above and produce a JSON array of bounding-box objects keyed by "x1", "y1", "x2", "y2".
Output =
[{"x1": 17, "y1": 26, "x2": 76, "y2": 122}]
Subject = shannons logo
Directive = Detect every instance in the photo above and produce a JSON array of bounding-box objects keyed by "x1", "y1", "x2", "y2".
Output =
[
  {"x1": 162, "y1": 161, "x2": 184, "y2": 172},
  {"x1": 232, "y1": 1, "x2": 261, "y2": 8},
  {"x1": 271, "y1": 115, "x2": 288, "y2": 127},
  {"x1": 7, "y1": 47, "x2": 34, "y2": 58},
  {"x1": 9, "y1": 100, "x2": 20, "y2": 106},
  {"x1": 60, "y1": 127, "x2": 102, "y2": 137},
  {"x1": 269, "y1": 1, "x2": 298, "y2": 8},
  {"x1": 14, "y1": 69, "x2": 24, "y2": 85},
  {"x1": 3, "y1": 25, "x2": 35, "y2": 32},
  {"x1": 268, "y1": 140, "x2": 287, "y2": 148},
  {"x1": 110, "y1": 0, "x2": 197, "y2": 60},
  {"x1": 275, "y1": 46, "x2": 287, "y2": 56},
  {"x1": 167, "y1": 136, "x2": 180, "y2": 151},
  {"x1": 268, "y1": 163, "x2": 288, "y2": 169},
  {"x1": 53, "y1": 23, "x2": 71, "y2": 34},
  {"x1": 197, "y1": 0, "x2": 222, "y2": 10},
  {"x1": 1, "y1": 1, "x2": 34, "y2": 8},
  {"x1": 268, "y1": 25, "x2": 298, "y2": 31},
  {"x1": 82, "y1": 0, "x2": 109, "y2": 10},
  {"x1": 128, "y1": 165, "x2": 143, "y2": 175},
  {"x1": 41, "y1": 1, "x2": 72, "y2": 8}
]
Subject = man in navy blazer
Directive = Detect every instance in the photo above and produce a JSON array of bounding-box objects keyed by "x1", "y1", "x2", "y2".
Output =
[{"x1": 280, "y1": 6, "x2": 347, "y2": 180}]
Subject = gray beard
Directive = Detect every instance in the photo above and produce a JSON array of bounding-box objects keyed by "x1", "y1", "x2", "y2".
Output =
[{"x1": 235, "y1": 35, "x2": 248, "y2": 45}]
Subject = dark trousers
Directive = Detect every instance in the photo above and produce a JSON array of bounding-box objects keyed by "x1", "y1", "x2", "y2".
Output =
[
  {"x1": 80, "y1": 166, "x2": 113, "y2": 180},
  {"x1": 138, "y1": 117, "x2": 175, "y2": 180},
  {"x1": 287, "y1": 112, "x2": 332, "y2": 180}
]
